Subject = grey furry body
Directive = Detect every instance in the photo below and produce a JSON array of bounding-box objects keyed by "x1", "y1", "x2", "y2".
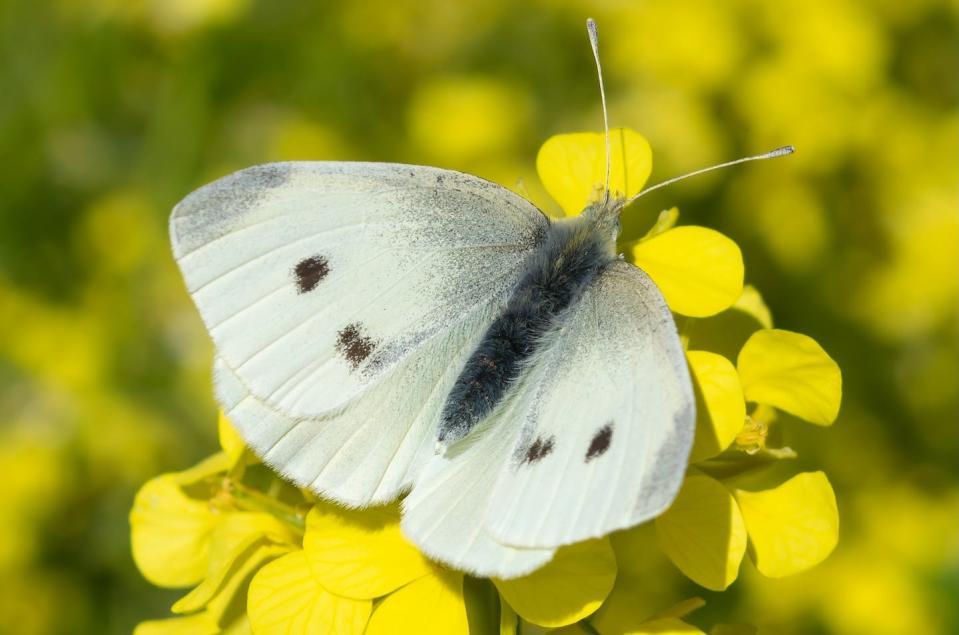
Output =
[{"x1": 438, "y1": 213, "x2": 617, "y2": 444}]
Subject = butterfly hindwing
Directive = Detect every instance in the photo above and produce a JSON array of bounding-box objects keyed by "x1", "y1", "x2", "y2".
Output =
[
  {"x1": 400, "y1": 395, "x2": 557, "y2": 578},
  {"x1": 402, "y1": 261, "x2": 694, "y2": 574},
  {"x1": 482, "y1": 261, "x2": 694, "y2": 549}
]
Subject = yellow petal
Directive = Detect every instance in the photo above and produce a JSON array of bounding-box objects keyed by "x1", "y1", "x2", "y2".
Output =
[
  {"x1": 366, "y1": 570, "x2": 468, "y2": 635},
  {"x1": 133, "y1": 613, "x2": 219, "y2": 635},
  {"x1": 655, "y1": 476, "x2": 747, "y2": 591},
  {"x1": 631, "y1": 227, "x2": 744, "y2": 317},
  {"x1": 643, "y1": 207, "x2": 681, "y2": 239},
  {"x1": 221, "y1": 615, "x2": 253, "y2": 635},
  {"x1": 172, "y1": 512, "x2": 296, "y2": 614},
  {"x1": 130, "y1": 475, "x2": 218, "y2": 588},
  {"x1": 737, "y1": 329, "x2": 842, "y2": 425},
  {"x1": 218, "y1": 412, "x2": 247, "y2": 464},
  {"x1": 303, "y1": 503, "x2": 432, "y2": 599},
  {"x1": 157, "y1": 546, "x2": 288, "y2": 632},
  {"x1": 631, "y1": 618, "x2": 707, "y2": 634},
  {"x1": 493, "y1": 538, "x2": 616, "y2": 628},
  {"x1": 205, "y1": 542, "x2": 289, "y2": 626},
  {"x1": 172, "y1": 536, "x2": 260, "y2": 615},
  {"x1": 733, "y1": 471, "x2": 839, "y2": 578},
  {"x1": 732, "y1": 285, "x2": 772, "y2": 329},
  {"x1": 687, "y1": 351, "x2": 746, "y2": 463},
  {"x1": 247, "y1": 550, "x2": 371, "y2": 635},
  {"x1": 536, "y1": 128, "x2": 652, "y2": 216},
  {"x1": 173, "y1": 452, "x2": 232, "y2": 486},
  {"x1": 588, "y1": 577, "x2": 655, "y2": 635}
]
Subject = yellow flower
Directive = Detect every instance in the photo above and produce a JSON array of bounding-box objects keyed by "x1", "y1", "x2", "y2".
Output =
[
  {"x1": 655, "y1": 293, "x2": 841, "y2": 591},
  {"x1": 536, "y1": 130, "x2": 744, "y2": 318},
  {"x1": 130, "y1": 454, "x2": 232, "y2": 588},
  {"x1": 248, "y1": 503, "x2": 617, "y2": 634},
  {"x1": 131, "y1": 422, "x2": 305, "y2": 633}
]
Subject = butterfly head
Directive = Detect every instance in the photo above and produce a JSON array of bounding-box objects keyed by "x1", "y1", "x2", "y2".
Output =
[{"x1": 580, "y1": 198, "x2": 624, "y2": 258}]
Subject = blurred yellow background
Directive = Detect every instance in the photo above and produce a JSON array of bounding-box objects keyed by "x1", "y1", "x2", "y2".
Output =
[{"x1": 0, "y1": 0, "x2": 956, "y2": 633}]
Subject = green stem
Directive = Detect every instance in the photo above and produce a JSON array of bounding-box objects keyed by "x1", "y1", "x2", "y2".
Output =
[
  {"x1": 578, "y1": 620, "x2": 602, "y2": 635},
  {"x1": 229, "y1": 481, "x2": 307, "y2": 534}
]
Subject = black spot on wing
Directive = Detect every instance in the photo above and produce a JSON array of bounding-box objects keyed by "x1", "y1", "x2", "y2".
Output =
[
  {"x1": 524, "y1": 435, "x2": 555, "y2": 464},
  {"x1": 336, "y1": 323, "x2": 376, "y2": 370},
  {"x1": 293, "y1": 255, "x2": 329, "y2": 293},
  {"x1": 585, "y1": 422, "x2": 613, "y2": 462}
]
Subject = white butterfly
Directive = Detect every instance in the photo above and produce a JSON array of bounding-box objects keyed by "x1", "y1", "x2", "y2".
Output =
[{"x1": 170, "y1": 20, "x2": 790, "y2": 579}]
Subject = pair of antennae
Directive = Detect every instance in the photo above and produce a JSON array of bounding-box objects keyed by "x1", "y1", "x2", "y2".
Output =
[{"x1": 584, "y1": 18, "x2": 793, "y2": 207}]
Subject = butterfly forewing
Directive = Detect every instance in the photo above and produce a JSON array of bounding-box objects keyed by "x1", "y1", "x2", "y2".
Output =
[
  {"x1": 399, "y1": 377, "x2": 558, "y2": 578},
  {"x1": 173, "y1": 162, "x2": 548, "y2": 505}
]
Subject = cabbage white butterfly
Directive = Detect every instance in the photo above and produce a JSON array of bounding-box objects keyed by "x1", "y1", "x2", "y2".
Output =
[{"x1": 171, "y1": 19, "x2": 791, "y2": 578}]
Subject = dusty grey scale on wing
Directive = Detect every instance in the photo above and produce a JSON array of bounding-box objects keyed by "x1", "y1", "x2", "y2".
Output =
[
  {"x1": 350, "y1": 182, "x2": 550, "y2": 382},
  {"x1": 632, "y1": 401, "x2": 696, "y2": 514},
  {"x1": 172, "y1": 164, "x2": 292, "y2": 256},
  {"x1": 436, "y1": 210, "x2": 619, "y2": 447}
]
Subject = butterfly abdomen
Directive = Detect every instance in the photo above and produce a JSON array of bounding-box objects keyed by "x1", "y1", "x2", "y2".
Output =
[{"x1": 438, "y1": 218, "x2": 615, "y2": 445}]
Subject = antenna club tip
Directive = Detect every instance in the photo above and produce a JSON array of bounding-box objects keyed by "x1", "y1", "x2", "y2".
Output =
[
  {"x1": 587, "y1": 17, "x2": 598, "y2": 33},
  {"x1": 771, "y1": 145, "x2": 795, "y2": 157}
]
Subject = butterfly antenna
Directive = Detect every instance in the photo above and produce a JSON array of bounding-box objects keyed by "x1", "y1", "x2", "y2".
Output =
[
  {"x1": 623, "y1": 145, "x2": 795, "y2": 206},
  {"x1": 586, "y1": 18, "x2": 612, "y2": 205}
]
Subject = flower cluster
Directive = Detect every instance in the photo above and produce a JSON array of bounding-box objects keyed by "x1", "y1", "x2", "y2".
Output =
[{"x1": 131, "y1": 129, "x2": 841, "y2": 634}]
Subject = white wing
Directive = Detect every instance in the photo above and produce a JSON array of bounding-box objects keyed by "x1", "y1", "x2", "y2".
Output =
[
  {"x1": 402, "y1": 261, "x2": 694, "y2": 575},
  {"x1": 483, "y1": 262, "x2": 694, "y2": 548},
  {"x1": 173, "y1": 162, "x2": 545, "y2": 418},
  {"x1": 173, "y1": 162, "x2": 547, "y2": 505},
  {"x1": 399, "y1": 400, "x2": 557, "y2": 578}
]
